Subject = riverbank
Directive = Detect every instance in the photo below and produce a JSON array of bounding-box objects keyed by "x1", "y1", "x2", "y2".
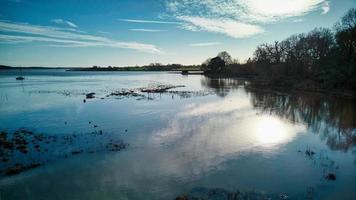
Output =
[
  {"x1": 204, "y1": 72, "x2": 355, "y2": 98},
  {"x1": 246, "y1": 80, "x2": 356, "y2": 98}
]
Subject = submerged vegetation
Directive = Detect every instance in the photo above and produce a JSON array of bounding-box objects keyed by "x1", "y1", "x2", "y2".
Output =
[
  {"x1": 175, "y1": 188, "x2": 281, "y2": 200},
  {"x1": 0, "y1": 128, "x2": 127, "y2": 177}
]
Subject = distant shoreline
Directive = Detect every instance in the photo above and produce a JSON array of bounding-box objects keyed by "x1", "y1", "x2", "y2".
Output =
[
  {"x1": 0, "y1": 65, "x2": 70, "y2": 70},
  {"x1": 0, "y1": 65, "x2": 202, "y2": 72},
  {"x1": 2, "y1": 65, "x2": 354, "y2": 98}
]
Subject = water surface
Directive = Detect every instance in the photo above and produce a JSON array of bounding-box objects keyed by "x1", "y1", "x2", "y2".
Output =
[{"x1": 0, "y1": 69, "x2": 355, "y2": 200}]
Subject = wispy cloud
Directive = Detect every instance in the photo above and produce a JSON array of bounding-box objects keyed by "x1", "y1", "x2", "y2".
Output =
[
  {"x1": 51, "y1": 19, "x2": 78, "y2": 28},
  {"x1": 292, "y1": 19, "x2": 304, "y2": 23},
  {"x1": 97, "y1": 30, "x2": 110, "y2": 34},
  {"x1": 190, "y1": 42, "x2": 221, "y2": 47},
  {"x1": 130, "y1": 29, "x2": 166, "y2": 32},
  {"x1": 119, "y1": 19, "x2": 180, "y2": 24},
  {"x1": 321, "y1": 1, "x2": 330, "y2": 15},
  {"x1": 0, "y1": 20, "x2": 161, "y2": 53},
  {"x1": 165, "y1": 0, "x2": 329, "y2": 38},
  {"x1": 167, "y1": 0, "x2": 328, "y2": 23},
  {"x1": 0, "y1": 34, "x2": 91, "y2": 45},
  {"x1": 178, "y1": 16, "x2": 264, "y2": 38}
]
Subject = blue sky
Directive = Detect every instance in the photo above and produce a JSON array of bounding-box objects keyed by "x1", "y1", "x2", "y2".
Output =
[{"x1": 0, "y1": 0, "x2": 355, "y2": 67}]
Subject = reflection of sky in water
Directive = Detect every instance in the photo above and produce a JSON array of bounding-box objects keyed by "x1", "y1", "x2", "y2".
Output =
[
  {"x1": 0, "y1": 70, "x2": 355, "y2": 200},
  {"x1": 149, "y1": 94, "x2": 306, "y2": 180}
]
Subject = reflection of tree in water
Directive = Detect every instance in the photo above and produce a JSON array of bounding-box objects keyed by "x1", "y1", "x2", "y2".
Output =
[
  {"x1": 201, "y1": 77, "x2": 245, "y2": 97},
  {"x1": 247, "y1": 88, "x2": 356, "y2": 151}
]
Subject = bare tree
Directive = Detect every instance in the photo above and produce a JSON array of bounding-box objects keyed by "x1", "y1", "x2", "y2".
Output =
[
  {"x1": 217, "y1": 51, "x2": 233, "y2": 65},
  {"x1": 335, "y1": 8, "x2": 356, "y2": 62}
]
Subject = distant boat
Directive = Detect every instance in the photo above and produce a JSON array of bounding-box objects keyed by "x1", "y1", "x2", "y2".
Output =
[
  {"x1": 16, "y1": 68, "x2": 25, "y2": 80},
  {"x1": 16, "y1": 76, "x2": 25, "y2": 80}
]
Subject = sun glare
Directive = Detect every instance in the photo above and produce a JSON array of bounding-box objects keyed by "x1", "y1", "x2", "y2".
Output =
[{"x1": 253, "y1": 116, "x2": 294, "y2": 146}]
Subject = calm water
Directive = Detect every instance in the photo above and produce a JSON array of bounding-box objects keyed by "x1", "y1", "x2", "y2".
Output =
[{"x1": 0, "y1": 69, "x2": 355, "y2": 200}]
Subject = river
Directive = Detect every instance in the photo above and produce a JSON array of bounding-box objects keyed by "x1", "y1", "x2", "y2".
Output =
[{"x1": 0, "y1": 69, "x2": 355, "y2": 200}]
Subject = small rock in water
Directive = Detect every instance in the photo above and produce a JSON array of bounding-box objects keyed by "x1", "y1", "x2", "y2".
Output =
[
  {"x1": 16, "y1": 76, "x2": 25, "y2": 81},
  {"x1": 4, "y1": 163, "x2": 40, "y2": 176},
  {"x1": 94, "y1": 125, "x2": 98, "y2": 128},
  {"x1": 175, "y1": 195, "x2": 188, "y2": 200},
  {"x1": 71, "y1": 151, "x2": 81, "y2": 155},
  {"x1": 85, "y1": 92, "x2": 95, "y2": 99},
  {"x1": 5, "y1": 165, "x2": 23, "y2": 175},
  {"x1": 305, "y1": 149, "x2": 315, "y2": 156},
  {"x1": 279, "y1": 193, "x2": 288, "y2": 199},
  {"x1": 325, "y1": 173, "x2": 336, "y2": 180},
  {"x1": 83, "y1": 99, "x2": 86, "y2": 103}
]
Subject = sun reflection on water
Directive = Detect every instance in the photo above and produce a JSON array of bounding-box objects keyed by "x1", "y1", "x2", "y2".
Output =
[
  {"x1": 253, "y1": 116, "x2": 296, "y2": 146},
  {"x1": 147, "y1": 95, "x2": 306, "y2": 179}
]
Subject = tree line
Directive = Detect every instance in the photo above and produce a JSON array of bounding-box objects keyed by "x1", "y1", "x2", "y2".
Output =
[
  {"x1": 71, "y1": 63, "x2": 201, "y2": 71},
  {"x1": 204, "y1": 8, "x2": 355, "y2": 92}
]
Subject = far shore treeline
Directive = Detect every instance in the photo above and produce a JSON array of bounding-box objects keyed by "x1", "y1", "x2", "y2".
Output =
[
  {"x1": 1, "y1": 9, "x2": 355, "y2": 94},
  {"x1": 201, "y1": 8, "x2": 355, "y2": 93}
]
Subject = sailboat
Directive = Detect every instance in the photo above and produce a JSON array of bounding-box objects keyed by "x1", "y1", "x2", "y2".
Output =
[{"x1": 16, "y1": 68, "x2": 25, "y2": 80}]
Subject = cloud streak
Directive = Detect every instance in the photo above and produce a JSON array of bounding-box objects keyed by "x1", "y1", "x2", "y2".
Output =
[
  {"x1": 321, "y1": 1, "x2": 330, "y2": 15},
  {"x1": 51, "y1": 19, "x2": 78, "y2": 28},
  {"x1": 130, "y1": 29, "x2": 166, "y2": 32},
  {"x1": 0, "y1": 20, "x2": 161, "y2": 53},
  {"x1": 179, "y1": 16, "x2": 264, "y2": 38},
  {"x1": 190, "y1": 42, "x2": 221, "y2": 47},
  {"x1": 292, "y1": 19, "x2": 304, "y2": 23},
  {"x1": 119, "y1": 19, "x2": 180, "y2": 24}
]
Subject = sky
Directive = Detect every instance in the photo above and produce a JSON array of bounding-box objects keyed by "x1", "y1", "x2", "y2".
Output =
[{"x1": 0, "y1": 0, "x2": 355, "y2": 67}]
